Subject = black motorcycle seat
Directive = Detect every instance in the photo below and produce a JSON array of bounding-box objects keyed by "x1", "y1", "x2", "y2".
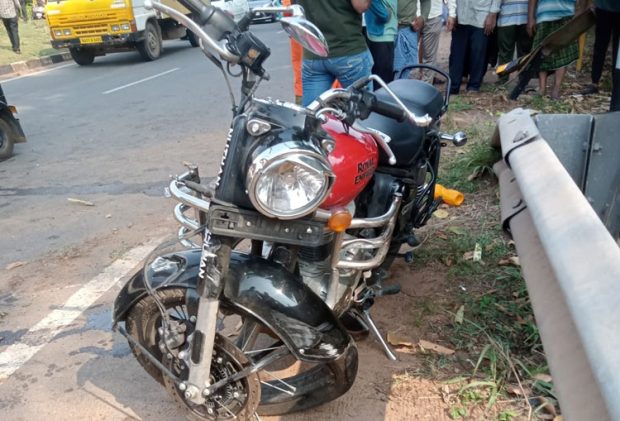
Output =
[{"x1": 365, "y1": 79, "x2": 444, "y2": 167}]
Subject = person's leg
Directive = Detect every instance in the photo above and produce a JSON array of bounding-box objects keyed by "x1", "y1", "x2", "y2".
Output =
[
  {"x1": 394, "y1": 28, "x2": 418, "y2": 79},
  {"x1": 421, "y1": 16, "x2": 442, "y2": 83},
  {"x1": 301, "y1": 58, "x2": 334, "y2": 106},
  {"x1": 539, "y1": 71, "x2": 548, "y2": 96},
  {"x1": 449, "y1": 24, "x2": 469, "y2": 94},
  {"x1": 367, "y1": 39, "x2": 394, "y2": 84},
  {"x1": 551, "y1": 66, "x2": 566, "y2": 99},
  {"x1": 497, "y1": 25, "x2": 517, "y2": 83},
  {"x1": 328, "y1": 49, "x2": 374, "y2": 89},
  {"x1": 591, "y1": 8, "x2": 613, "y2": 88},
  {"x1": 19, "y1": 0, "x2": 28, "y2": 22},
  {"x1": 466, "y1": 26, "x2": 488, "y2": 91},
  {"x1": 516, "y1": 24, "x2": 532, "y2": 57},
  {"x1": 4, "y1": 18, "x2": 19, "y2": 52}
]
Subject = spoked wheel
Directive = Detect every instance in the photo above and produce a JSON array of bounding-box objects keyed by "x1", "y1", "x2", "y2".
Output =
[
  {"x1": 126, "y1": 287, "x2": 358, "y2": 419},
  {"x1": 126, "y1": 289, "x2": 260, "y2": 420}
]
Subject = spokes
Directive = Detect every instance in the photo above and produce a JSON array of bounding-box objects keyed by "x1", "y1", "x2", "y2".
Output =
[{"x1": 259, "y1": 369, "x2": 297, "y2": 395}]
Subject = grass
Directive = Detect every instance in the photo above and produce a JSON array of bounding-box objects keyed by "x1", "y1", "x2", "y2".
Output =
[
  {"x1": 0, "y1": 19, "x2": 62, "y2": 65},
  {"x1": 407, "y1": 95, "x2": 556, "y2": 419}
]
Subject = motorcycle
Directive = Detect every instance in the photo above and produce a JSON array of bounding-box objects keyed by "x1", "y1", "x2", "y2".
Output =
[
  {"x1": 0, "y1": 84, "x2": 27, "y2": 161},
  {"x1": 112, "y1": 1, "x2": 466, "y2": 419}
]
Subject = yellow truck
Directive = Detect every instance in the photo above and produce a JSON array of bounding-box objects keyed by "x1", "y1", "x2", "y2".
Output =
[{"x1": 45, "y1": 0, "x2": 205, "y2": 65}]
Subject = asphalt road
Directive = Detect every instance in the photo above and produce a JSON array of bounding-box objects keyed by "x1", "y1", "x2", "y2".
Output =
[
  {"x1": 0, "y1": 22, "x2": 293, "y2": 268},
  {"x1": 0, "y1": 22, "x2": 307, "y2": 420}
]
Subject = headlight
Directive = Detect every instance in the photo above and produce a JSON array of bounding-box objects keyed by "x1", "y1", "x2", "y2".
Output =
[
  {"x1": 63, "y1": 29, "x2": 72, "y2": 35},
  {"x1": 54, "y1": 30, "x2": 62, "y2": 37},
  {"x1": 121, "y1": 23, "x2": 130, "y2": 30},
  {"x1": 111, "y1": 25, "x2": 120, "y2": 31},
  {"x1": 247, "y1": 142, "x2": 334, "y2": 219}
]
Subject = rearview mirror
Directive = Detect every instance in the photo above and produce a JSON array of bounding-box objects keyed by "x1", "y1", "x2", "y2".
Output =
[{"x1": 280, "y1": 17, "x2": 329, "y2": 57}]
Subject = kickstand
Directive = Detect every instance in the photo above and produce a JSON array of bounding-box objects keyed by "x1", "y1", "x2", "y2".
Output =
[{"x1": 360, "y1": 309, "x2": 398, "y2": 361}]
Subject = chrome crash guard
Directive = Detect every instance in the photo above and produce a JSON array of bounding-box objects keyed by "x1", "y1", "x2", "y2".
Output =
[{"x1": 112, "y1": 249, "x2": 353, "y2": 363}]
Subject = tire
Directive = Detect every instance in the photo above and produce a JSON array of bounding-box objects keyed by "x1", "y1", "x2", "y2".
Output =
[
  {"x1": 69, "y1": 47, "x2": 95, "y2": 66},
  {"x1": 0, "y1": 118, "x2": 15, "y2": 160},
  {"x1": 125, "y1": 288, "x2": 358, "y2": 418},
  {"x1": 137, "y1": 21, "x2": 162, "y2": 61},
  {"x1": 187, "y1": 29, "x2": 199, "y2": 48}
]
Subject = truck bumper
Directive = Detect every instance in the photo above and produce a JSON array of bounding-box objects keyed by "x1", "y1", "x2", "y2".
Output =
[{"x1": 51, "y1": 32, "x2": 142, "y2": 50}]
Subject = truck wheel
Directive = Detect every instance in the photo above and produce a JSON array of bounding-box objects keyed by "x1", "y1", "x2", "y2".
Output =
[
  {"x1": 138, "y1": 22, "x2": 162, "y2": 61},
  {"x1": 187, "y1": 29, "x2": 199, "y2": 47},
  {"x1": 0, "y1": 119, "x2": 16, "y2": 160},
  {"x1": 69, "y1": 47, "x2": 95, "y2": 66}
]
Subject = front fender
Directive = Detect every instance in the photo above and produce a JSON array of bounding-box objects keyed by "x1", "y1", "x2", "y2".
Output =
[{"x1": 113, "y1": 249, "x2": 351, "y2": 362}]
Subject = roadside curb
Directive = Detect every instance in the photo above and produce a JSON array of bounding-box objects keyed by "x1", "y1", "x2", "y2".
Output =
[{"x1": 0, "y1": 51, "x2": 72, "y2": 77}]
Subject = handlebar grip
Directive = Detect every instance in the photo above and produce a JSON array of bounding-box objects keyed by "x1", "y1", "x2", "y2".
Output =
[
  {"x1": 176, "y1": 0, "x2": 215, "y2": 25},
  {"x1": 370, "y1": 96, "x2": 407, "y2": 123}
]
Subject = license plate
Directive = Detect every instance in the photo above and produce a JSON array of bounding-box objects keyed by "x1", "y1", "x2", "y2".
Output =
[{"x1": 80, "y1": 36, "x2": 102, "y2": 44}]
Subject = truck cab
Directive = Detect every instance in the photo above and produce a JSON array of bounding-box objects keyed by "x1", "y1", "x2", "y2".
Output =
[{"x1": 45, "y1": 0, "x2": 202, "y2": 65}]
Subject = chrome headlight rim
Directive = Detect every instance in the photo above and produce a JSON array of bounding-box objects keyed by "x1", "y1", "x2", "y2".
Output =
[{"x1": 246, "y1": 142, "x2": 334, "y2": 220}]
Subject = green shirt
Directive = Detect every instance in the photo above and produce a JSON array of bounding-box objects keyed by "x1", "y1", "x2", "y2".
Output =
[
  {"x1": 397, "y1": 0, "x2": 431, "y2": 27},
  {"x1": 298, "y1": 0, "x2": 368, "y2": 59}
]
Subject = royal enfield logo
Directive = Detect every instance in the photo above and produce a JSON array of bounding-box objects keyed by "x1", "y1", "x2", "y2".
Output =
[{"x1": 354, "y1": 158, "x2": 375, "y2": 184}]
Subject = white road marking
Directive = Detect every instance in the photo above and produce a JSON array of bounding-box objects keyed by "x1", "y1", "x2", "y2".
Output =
[
  {"x1": 0, "y1": 63, "x2": 76, "y2": 83},
  {"x1": 103, "y1": 68, "x2": 180, "y2": 94},
  {"x1": 0, "y1": 239, "x2": 162, "y2": 381}
]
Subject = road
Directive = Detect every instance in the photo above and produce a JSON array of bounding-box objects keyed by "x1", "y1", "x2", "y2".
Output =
[
  {"x1": 0, "y1": 23, "x2": 301, "y2": 419},
  {"x1": 0, "y1": 23, "x2": 436, "y2": 421}
]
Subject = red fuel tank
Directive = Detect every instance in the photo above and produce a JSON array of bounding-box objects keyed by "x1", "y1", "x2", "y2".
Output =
[{"x1": 321, "y1": 118, "x2": 379, "y2": 209}]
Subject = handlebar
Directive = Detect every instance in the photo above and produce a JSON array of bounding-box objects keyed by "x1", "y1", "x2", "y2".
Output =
[
  {"x1": 368, "y1": 95, "x2": 407, "y2": 122},
  {"x1": 176, "y1": 0, "x2": 214, "y2": 25}
]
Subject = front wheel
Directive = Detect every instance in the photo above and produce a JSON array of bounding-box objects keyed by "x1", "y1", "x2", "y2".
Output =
[
  {"x1": 137, "y1": 22, "x2": 162, "y2": 61},
  {"x1": 69, "y1": 47, "x2": 95, "y2": 66},
  {"x1": 125, "y1": 287, "x2": 358, "y2": 418}
]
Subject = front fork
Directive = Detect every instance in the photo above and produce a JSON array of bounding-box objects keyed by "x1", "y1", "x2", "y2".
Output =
[{"x1": 184, "y1": 230, "x2": 231, "y2": 405}]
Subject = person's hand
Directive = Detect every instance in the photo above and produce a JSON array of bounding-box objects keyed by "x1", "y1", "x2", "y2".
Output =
[
  {"x1": 446, "y1": 16, "x2": 456, "y2": 32},
  {"x1": 412, "y1": 16, "x2": 424, "y2": 32},
  {"x1": 484, "y1": 13, "x2": 497, "y2": 36},
  {"x1": 527, "y1": 19, "x2": 536, "y2": 38}
]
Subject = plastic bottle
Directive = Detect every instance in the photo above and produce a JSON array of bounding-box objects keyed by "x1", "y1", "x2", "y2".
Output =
[{"x1": 434, "y1": 184, "x2": 464, "y2": 207}]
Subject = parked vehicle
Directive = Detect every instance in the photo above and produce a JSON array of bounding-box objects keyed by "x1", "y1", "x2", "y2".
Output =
[
  {"x1": 45, "y1": 0, "x2": 199, "y2": 65},
  {"x1": 112, "y1": 1, "x2": 466, "y2": 419},
  {"x1": 249, "y1": 0, "x2": 277, "y2": 23},
  {"x1": 0, "y1": 85, "x2": 26, "y2": 160},
  {"x1": 212, "y1": 0, "x2": 250, "y2": 22}
]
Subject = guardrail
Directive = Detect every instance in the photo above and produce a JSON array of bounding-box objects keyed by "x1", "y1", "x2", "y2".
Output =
[{"x1": 492, "y1": 108, "x2": 620, "y2": 421}]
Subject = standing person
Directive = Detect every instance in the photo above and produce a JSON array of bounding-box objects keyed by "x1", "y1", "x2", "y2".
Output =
[
  {"x1": 527, "y1": 0, "x2": 578, "y2": 99},
  {"x1": 0, "y1": 0, "x2": 21, "y2": 54},
  {"x1": 298, "y1": 0, "x2": 373, "y2": 106},
  {"x1": 365, "y1": 0, "x2": 398, "y2": 84},
  {"x1": 496, "y1": 0, "x2": 531, "y2": 83},
  {"x1": 580, "y1": 1, "x2": 620, "y2": 97},
  {"x1": 448, "y1": 0, "x2": 501, "y2": 94},
  {"x1": 421, "y1": 0, "x2": 456, "y2": 84},
  {"x1": 394, "y1": 0, "x2": 431, "y2": 79}
]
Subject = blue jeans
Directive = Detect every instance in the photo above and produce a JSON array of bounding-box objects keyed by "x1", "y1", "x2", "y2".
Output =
[
  {"x1": 393, "y1": 27, "x2": 419, "y2": 79},
  {"x1": 301, "y1": 50, "x2": 373, "y2": 106}
]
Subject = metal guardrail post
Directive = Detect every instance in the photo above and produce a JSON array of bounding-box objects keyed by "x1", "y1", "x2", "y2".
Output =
[{"x1": 493, "y1": 108, "x2": 620, "y2": 421}]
